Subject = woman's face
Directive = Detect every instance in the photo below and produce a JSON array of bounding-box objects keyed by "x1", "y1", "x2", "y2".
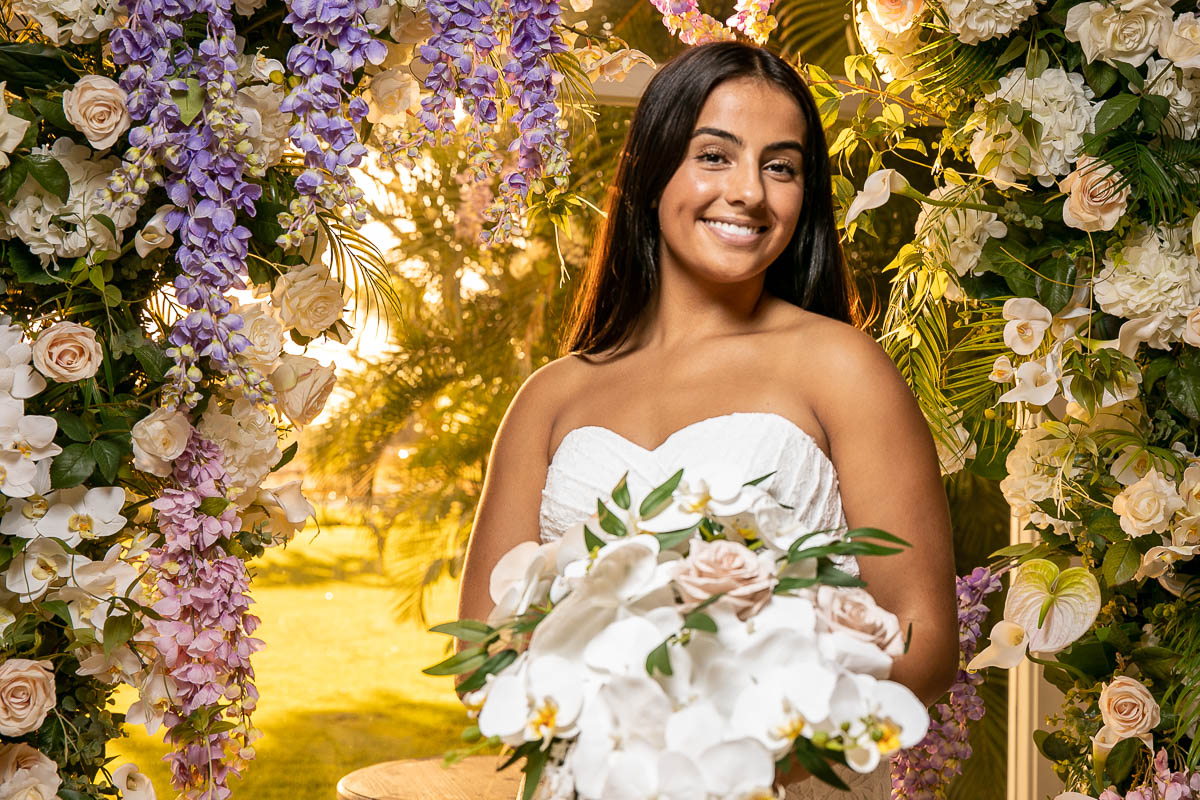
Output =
[{"x1": 656, "y1": 77, "x2": 807, "y2": 286}]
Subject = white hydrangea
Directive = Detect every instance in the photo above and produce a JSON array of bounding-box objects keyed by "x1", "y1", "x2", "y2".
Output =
[
  {"x1": 856, "y1": 1, "x2": 923, "y2": 81},
  {"x1": 198, "y1": 397, "x2": 281, "y2": 504},
  {"x1": 1093, "y1": 225, "x2": 1200, "y2": 346},
  {"x1": 944, "y1": 0, "x2": 1042, "y2": 45},
  {"x1": 8, "y1": 0, "x2": 114, "y2": 44},
  {"x1": 236, "y1": 84, "x2": 289, "y2": 169},
  {"x1": 914, "y1": 185, "x2": 1007, "y2": 276},
  {"x1": 1139, "y1": 57, "x2": 1200, "y2": 138},
  {"x1": 0, "y1": 138, "x2": 136, "y2": 266},
  {"x1": 970, "y1": 67, "x2": 1096, "y2": 188},
  {"x1": 999, "y1": 426, "x2": 1059, "y2": 520}
]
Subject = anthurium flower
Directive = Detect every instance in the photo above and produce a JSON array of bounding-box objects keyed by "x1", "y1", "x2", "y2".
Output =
[
  {"x1": 1002, "y1": 298, "x2": 1053, "y2": 355},
  {"x1": 1003, "y1": 559, "x2": 1101, "y2": 653},
  {"x1": 845, "y1": 169, "x2": 912, "y2": 224}
]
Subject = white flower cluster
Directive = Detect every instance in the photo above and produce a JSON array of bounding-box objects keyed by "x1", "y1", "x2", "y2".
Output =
[
  {"x1": 1066, "y1": 0, "x2": 1171, "y2": 67},
  {"x1": 0, "y1": 138, "x2": 135, "y2": 266},
  {"x1": 0, "y1": 84, "x2": 31, "y2": 172},
  {"x1": 970, "y1": 68, "x2": 1097, "y2": 188},
  {"x1": 856, "y1": 1, "x2": 923, "y2": 81},
  {"x1": 943, "y1": 0, "x2": 1042, "y2": 45},
  {"x1": 471, "y1": 470, "x2": 927, "y2": 799},
  {"x1": 1093, "y1": 225, "x2": 1200, "y2": 345},
  {"x1": 1140, "y1": 57, "x2": 1200, "y2": 138},
  {"x1": 914, "y1": 184, "x2": 1007, "y2": 277},
  {"x1": 7, "y1": 0, "x2": 114, "y2": 45},
  {"x1": 999, "y1": 425, "x2": 1062, "y2": 522},
  {"x1": 199, "y1": 395, "x2": 284, "y2": 503}
]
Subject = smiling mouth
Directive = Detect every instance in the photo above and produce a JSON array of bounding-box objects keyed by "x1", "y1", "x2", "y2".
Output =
[{"x1": 702, "y1": 219, "x2": 769, "y2": 241}]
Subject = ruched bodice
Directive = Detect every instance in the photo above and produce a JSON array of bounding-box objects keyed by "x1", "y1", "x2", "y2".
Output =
[{"x1": 536, "y1": 411, "x2": 893, "y2": 799}]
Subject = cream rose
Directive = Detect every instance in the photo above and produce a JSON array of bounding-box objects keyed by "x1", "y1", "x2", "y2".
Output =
[
  {"x1": 866, "y1": 0, "x2": 922, "y2": 33},
  {"x1": 674, "y1": 539, "x2": 776, "y2": 620},
  {"x1": 131, "y1": 407, "x2": 192, "y2": 477},
  {"x1": 365, "y1": 68, "x2": 421, "y2": 127},
  {"x1": 62, "y1": 75, "x2": 131, "y2": 150},
  {"x1": 1161, "y1": 13, "x2": 1200, "y2": 68},
  {"x1": 1059, "y1": 156, "x2": 1129, "y2": 232},
  {"x1": 31, "y1": 321, "x2": 103, "y2": 382},
  {"x1": 270, "y1": 263, "x2": 347, "y2": 339},
  {"x1": 1065, "y1": 0, "x2": 1171, "y2": 67},
  {"x1": 1098, "y1": 676, "x2": 1160, "y2": 744},
  {"x1": 271, "y1": 354, "x2": 336, "y2": 426},
  {"x1": 134, "y1": 204, "x2": 174, "y2": 258},
  {"x1": 1112, "y1": 467, "x2": 1184, "y2": 537},
  {"x1": 815, "y1": 586, "x2": 905, "y2": 657},
  {"x1": 0, "y1": 744, "x2": 61, "y2": 800},
  {"x1": 0, "y1": 660, "x2": 55, "y2": 736},
  {"x1": 234, "y1": 301, "x2": 284, "y2": 373}
]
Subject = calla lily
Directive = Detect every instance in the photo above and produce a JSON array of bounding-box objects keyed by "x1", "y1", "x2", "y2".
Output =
[
  {"x1": 997, "y1": 358, "x2": 1060, "y2": 405},
  {"x1": 1003, "y1": 559, "x2": 1101, "y2": 653},
  {"x1": 1050, "y1": 286, "x2": 1093, "y2": 341},
  {"x1": 1098, "y1": 312, "x2": 1170, "y2": 359},
  {"x1": 1003, "y1": 297, "x2": 1053, "y2": 355},
  {"x1": 1193, "y1": 210, "x2": 1200, "y2": 260},
  {"x1": 989, "y1": 355, "x2": 1014, "y2": 382},
  {"x1": 967, "y1": 620, "x2": 1029, "y2": 670},
  {"x1": 845, "y1": 169, "x2": 911, "y2": 225}
]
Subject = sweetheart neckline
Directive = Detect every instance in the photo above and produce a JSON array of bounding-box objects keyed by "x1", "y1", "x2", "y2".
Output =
[{"x1": 547, "y1": 411, "x2": 834, "y2": 472}]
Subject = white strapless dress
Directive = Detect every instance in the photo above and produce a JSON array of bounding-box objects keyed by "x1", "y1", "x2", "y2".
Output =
[{"x1": 538, "y1": 411, "x2": 894, "y2": 799}]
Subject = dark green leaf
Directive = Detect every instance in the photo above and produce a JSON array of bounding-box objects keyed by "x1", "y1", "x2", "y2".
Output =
[
  {"x1": 682, "y1": 611, "x2": 717, "y2": 633},
  {"x1": 27, "y1": 95, "x2": 73, "y2": 132},
  {"x1": 1115, "y1": 59, "x2": 1144, "y2": 89},
  {"x1": 423, "y1": 645, "x2": 488, "y2": 676},
  {"x1": 990, "y1": 542, "x2": 1036, "y2": 559},
  {"x1": 996, "y1": 35, "x2": 1028, "y2": 68},
  {"x1": 1082, "y1": 60, "x2": 1119, "y2": 97},
  {"x1": 774, "y1": 576, "x2": 818, "y2": 593},
  {"x1": 611, "y1": 472, "x2": 630, "y2": 510},
  {"x1": 520, "y1": 745, "x2": 548, "y2": 800},
  {"x1": 1084, "y1": 508, "x2": 1124, "y2": 542},
  {"x1": 90, "y1": 438, "x2": 122, "y2": 483},
  {"x1": 1130, "y1": 645, "x2": 1179, "y2": 683},
  {"x1": 1105, "y1": 736, "x2": 1141, "y2": 784},
  {"x1": 845, "y1": 527, "x2": 910, "y2": 547},
  {"x1": 52, "y1": 410, "x2": 89, "y2": 443},
  {"x1": 645, "y1": 640, "x2": 672, "y2": 676},
  {"x1": 1102, "y1": 540, "x2": 1140, "y2": 586},
  {"x1": 791, "y1": 738, "x2": 849, "y2": 791},
  {"x1": 197, "y1": 497, "x2": 231, "y2": 517},
  {"x1": 50, "y1": 443, "x2": 95, "y2": 489},
  {"x1": 815, "y1": 561, "x2": 868, "y2": 587},
  {"x1": 743, "y1": 470, "x2": 775, "y2": 487},
  {"x1": 583, "y1": 526, "x2": 604, "y2": 552},
  {"x1": 1033, "y1": 729, "x2": 1077, "y2": 762},
  {"x1": 273, "y1": 441, "x2": 299, "y2": 472},
  {"x1": 91, "y1": 213, "x2": 117, "y2": 240},
  {"x1": 455, "y1": 648, "x2": 518, "y2": 693},
  {"x1": 24, "y1": 153, "x2": 70, "y2": 203},
  {"x1": 638, "y1": 468, "x2": 683, "y2": 519},
  {"x1": 39, "y1": 599, "x2": 72, "y2": 626},
  {"x1": 1094, "y1": 94, "x2": 1140, "y2": 135},
  {"x1": 1167, "y1": 361, "x2": 1200, "y2": 420},
  {"x1": 654, "y1": 526, "x2": 696, "y2": 550},
  {"x1": 1142, "y1": 357, "x2": 1174, "y2": 391},
  {"x1": 0, "y1": 43, "x2": 81, "y2": 92},
  {"x1": 0, "y1": 160, "x2": 28, "y2": 204},
  {"x1": 429, "y1": 619, "x2": 495, "y2": 642},
  {"x1": 6, "y1": 240, "x2": 53, "y2": 285},
  {"x1": 102, "y1": 613, "x2": 135, "y2": 658},
  {"x1": 1141, "y1": 93, "x2": 1171, "y2": 135},
  {"x1": 132, "y1": 343, "x2": 172, "y2": 383},
  {"x1": 596, "y1": 499, "x2": 627, "y2": 537}
]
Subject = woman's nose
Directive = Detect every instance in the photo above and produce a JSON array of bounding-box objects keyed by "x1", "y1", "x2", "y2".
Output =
[{"x1": 725, "y1": 159, "x2": 765, "y2": 208}]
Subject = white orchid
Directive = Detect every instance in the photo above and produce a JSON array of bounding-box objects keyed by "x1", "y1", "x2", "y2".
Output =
[
  {"x1": 5, "y1": 537, "x2": 86, "y2": 601},
  {"x1": 845, "y1": 169, "x2": 912, "y2": 225},
  {"x1": 110, "y1": 763, "x2": 156, "y2": 800},
  {"x1": 0, "y1": 493, "x2": 50, "y2": 538},
  {"x1": 35, "y1": 486, "x2": 127, "y2": 546},
  {"x1": 1003, "y1": 297, "x2": 1053, "y2": 355},
  {"x1": 1134, "y1": 544, "x2": 1200, "y2": 580},
  {"x1": 997, "y1": 357, "x2": 1060, "y2": 405},
  {"x1": 0, "y1": 397, "x2": 60, "y2": 464},
  {"x1": 125, "y1": 664, "x2": 179, "y2": 734},
  {"x1": 569, "y1": 674, "x2": 674, "y2": 798},
  {"x1": 478, "y1": 654, "x2": 584, "y2": 748},
  {"x1": 595, "y1": 744, "x2": 707, "y2": 800},
  {"x1": 0, "y1": 449, "x2": 40, "y2": 497},
  {"x1": 488, "y1": 539, "x2": 560, "y2": 625},
  {"x1": 823, "y1": 673, "x2": 928, "y2": 773},
  {"x1": 0, "y1": 83, "x2": 31, "y2": 171},
  {"x1": 0, "y1": 326, "x2": 45, "y2": 400},
  {"x1": 729, "y1": 660, "x2": 837, "y2": 756}
]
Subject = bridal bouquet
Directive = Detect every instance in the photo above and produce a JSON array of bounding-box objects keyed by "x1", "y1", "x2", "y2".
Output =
[{"x1": 428, "y1": 467, "x2": 929, "y2": 799}]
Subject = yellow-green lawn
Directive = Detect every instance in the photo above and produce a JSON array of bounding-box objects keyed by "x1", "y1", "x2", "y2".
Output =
[{"x1": 110, "y1": 524, "x2": 465, "y2": 799}]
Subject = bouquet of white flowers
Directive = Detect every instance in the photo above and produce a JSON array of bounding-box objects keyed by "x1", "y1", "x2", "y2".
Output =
[{"x1": 428, "y1": 467, "x2": 929, "y2": 799}]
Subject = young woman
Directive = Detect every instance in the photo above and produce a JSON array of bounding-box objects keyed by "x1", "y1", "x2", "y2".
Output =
[{"x1": 459, "y1": 41, "x2": 958, "y2": 798}]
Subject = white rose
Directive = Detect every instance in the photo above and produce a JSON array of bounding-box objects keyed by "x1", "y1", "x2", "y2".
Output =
[
  {"x1": 1098, "y1": 676, "x2": 1160, "y2": 744},
  {"x1": 134, "y1": 204, "x2": 174, "y2": 258},
  {"x1": 0, "y1": 83, "x2": 31, "y2": 171},
  {"x1": 31, "y1": 321, "x2": 103, "y2": 382},
  {"x1": 131, "y1": 407, "x2": 191, "y2": 477},
  {"x1": 271, "y1": 354, "x2": 337, "y2": 426},
  {"x1": 856, "y1": 2, "x2": 924, "y2": 81},
  {"x1": 1059, "y1": 156, "x2": 1129, "y2": 232},
  {"x1": 365, "y1": 69, "x2": 421, "y2": 127},
  {"x1": 1066, "y1": 0, "x2": 1171, "y2": 67},
  {"x1": 270, "y1": 263, "x2": 347, "y2": 339},
  {"x1": 62, "y1": 75, "x2": 131, "y2": 150},
  {"x1": 944, "y1": 0, "x2": 1041, "y2": 45},
  {"x1": 0, "y1": 744, "x2": 60, "y2": 800},
  {"x1": 1112, "y1": 467, "x2": 1184, "y2": 537},
  {"x1": 1184, "y1": 308, "x2": 1200, "y2": 347},
  {"x1": 233, "y1": 301, "x2": 283, "y2": 373},
  {"x1": 1161, "y1": 13, "x2": 1200, "y2": 68},
  {"x1": 0, "y1": 660, "x2": 55, "y2": 736},
  {"x1": 915, "y1": 185, "x2": 1006, "y2": 276}
]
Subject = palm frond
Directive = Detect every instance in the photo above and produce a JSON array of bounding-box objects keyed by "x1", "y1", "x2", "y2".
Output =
[
  {"x1": 772, "y1": 0, "x2": 854, "y2": 70},
  {"x1": 1095, "y1": 137, "x2": 1200, "y2": 225}
]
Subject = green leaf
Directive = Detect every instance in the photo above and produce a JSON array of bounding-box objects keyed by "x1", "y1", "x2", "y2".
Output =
[
  {"x1": 1166, "y1": 362, "x2": 1200, "y2": 420},
  {"x1": 682, "y1": 611, "x2": 717, "y2": 633},
  {"x1": 1105, "y1": 736, "x2": 1140, "y2": 784},
  {"x1": 653, "y1": 526, "x2": 696, "y2": 551},
  {"x1": 1102, "y1": 540, "x2": 1141, "y2": 586},
  {"x1": 101, "y1": 613, "x2": 135, "y2": 658},
  {"x1": 814, "y1": 560, "x2": 867, "y2": 587},
  {"x1": 429, "y1": 619, "x2": 495, "y2": 643},
  {"x1": 645, "y1": 640, "x2": 672, "y2": 676},
  {"x1": 583, "y1": 526, "x2": 604, "y2": 552},
  {"x1": 24, "y1": 153, "x2": 70, "y2": 203},
  {"x1": 50, "y1": 443, "x2": 95, "y2": 489},
  {"x1": 611, "y1": 472, "x2": 630, "y2": 510},
  {"x1": 90, "y1": 439, "x2": 122, "y2": 483},
  {"x1": 6, "y1": 240, "x2": 54, "y2": 285},
  {"x1": 1141, "y1": 93, "x2": 1171, "y2": 134},
  {"x1": 39, "y1": 599, "x2": 72, "y2": 626},
  {"x1": 27, "y1": 95, "x2": 73, "y2": 132},
  {"x1": 520, "y1": 745, "x2": 548, "y2": 800},
  {"x1": 790, "y1": 737, "x2": 849, "y2": 791},
  {"x1": 1084, "y1": 508, "x2": 1124, "y2": 543},
  {"x1": 273, "y1": 441, "x2": 299, "y2": 472},
  {"x1": 0, "y1": 160, "x2": 28, "y2": 204},
  {"x1": 197, "y1": 497, "x2": 231, "y2": 517},
  {"x1": 423, "y1": 645, "x2": 488, "y2": 676},
  {"x1": 1115, "y1": 59, "x2": 1144, "y2": 89},
  {"x1": 1094, "y1": 94, "x2": 1141, "y2": 135},
  {"x1": 455, "y1": 648, "x2": 518, "y2": 693},
  {"x1": 638, "y1": 468, "x2": 683, "y2": 519},
  {"x1": 596, "y1": 499, "x2": 627, "y2": 537},
  {"x1": 172, "y1": 78, "x2": 205, "y2": 126},
  {"x1": 743, "y1": 470, "x2": 775, "y2": 487},
  {"x1": 991, "y1": 542, "x2": 1036, "y2": 559},
  {"x1": 53, "y1": 410, "x2": 89, "y2": 443},
  {"x1": 996, "y1": 35, "x2": 1028, "y2": 67},
  {"x1": 1033, "y1": 729, "x2": 1077, "y2": 763},
  {"x1": 132, "y1": 343, "x2": 172, "y2": 383},
  {"x1": 102, "y1": 284, "x2": 122, "y2": 306},
  {"x1": 91, "y1": 213, "x2": 117, "y2": 240},
  {"x1": 1130, "y1": 645, "x2": 1179, "y2": 682},
  {"x1": 0, "y1": 43, "x2": 81, "y2": 92},
  {"x1": 1082, "y1": 60, "x2": 1119, "y2": 97}
]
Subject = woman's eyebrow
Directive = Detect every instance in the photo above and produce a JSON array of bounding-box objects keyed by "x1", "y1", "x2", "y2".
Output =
[{"x1": 691, "y1": 127, "x2": 805, "y2": 153}]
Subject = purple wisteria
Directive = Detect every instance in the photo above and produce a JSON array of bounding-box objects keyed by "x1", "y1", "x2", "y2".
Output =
[
  {"x1": 148, "y1": 433, "x2": 263, "y2": 800},
  {"x1": 1099, "y1": 750, "x2": 1200, "y2": 799},
  {"x1": 277, "y1": 0, "x2": 386, "y2": 250},
  {"x1": 890, "y1": 566, "x2": 1003, "y2": 799}
]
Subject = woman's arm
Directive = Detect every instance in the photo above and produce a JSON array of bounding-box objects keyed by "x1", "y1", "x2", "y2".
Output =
[
  {"x1": 457, "y1": 361, "x2": 565, "y2": 628},
  {"x1": 813, "y1": 323, "x2": 960, "y2": 706}
]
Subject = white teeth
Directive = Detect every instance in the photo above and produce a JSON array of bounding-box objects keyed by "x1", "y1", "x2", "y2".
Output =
[{"x1": 704, "y1": 220, "x2": 761, "y2": 236}]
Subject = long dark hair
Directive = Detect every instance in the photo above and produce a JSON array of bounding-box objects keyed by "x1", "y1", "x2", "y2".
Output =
[{"x1": 561, "y1": 41, "x2": 862, "y2": 357}]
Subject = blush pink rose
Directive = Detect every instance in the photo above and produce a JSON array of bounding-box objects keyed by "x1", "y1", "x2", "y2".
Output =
[
  {"x1": 1098, "y1": 676, "x2": 1159, "y2": 744},
  {"x1": 674, "y1": 539, "x2": 776, "y2": 620},
  {"x1": 31, "y1": 322, "x2": 103, "y2": 382},
  {"x1": 0, "y1": 660, "x2": 55, "y2": 736},
  {"x1": 1059, "y1": 156, "x2": 1129, "y2": 232},
  {"x1": 0, "y1": 743, "x2": 60, "y2": 799},
  {"x1": 815, "y1": 586, "x2": 905, "y2": 657}
]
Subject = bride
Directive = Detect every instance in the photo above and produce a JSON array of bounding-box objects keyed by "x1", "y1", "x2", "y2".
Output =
[{"x1": 459, "y1": 41, "x2": 958, "y2": 798}]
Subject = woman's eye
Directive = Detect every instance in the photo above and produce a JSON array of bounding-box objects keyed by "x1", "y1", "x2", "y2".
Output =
[
  {"x1": 767, "y1": 162, "x2": 798, "y2": 177},
  {"x1": 697, "y1": 151, "x2": 727, "y2": 164}
]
